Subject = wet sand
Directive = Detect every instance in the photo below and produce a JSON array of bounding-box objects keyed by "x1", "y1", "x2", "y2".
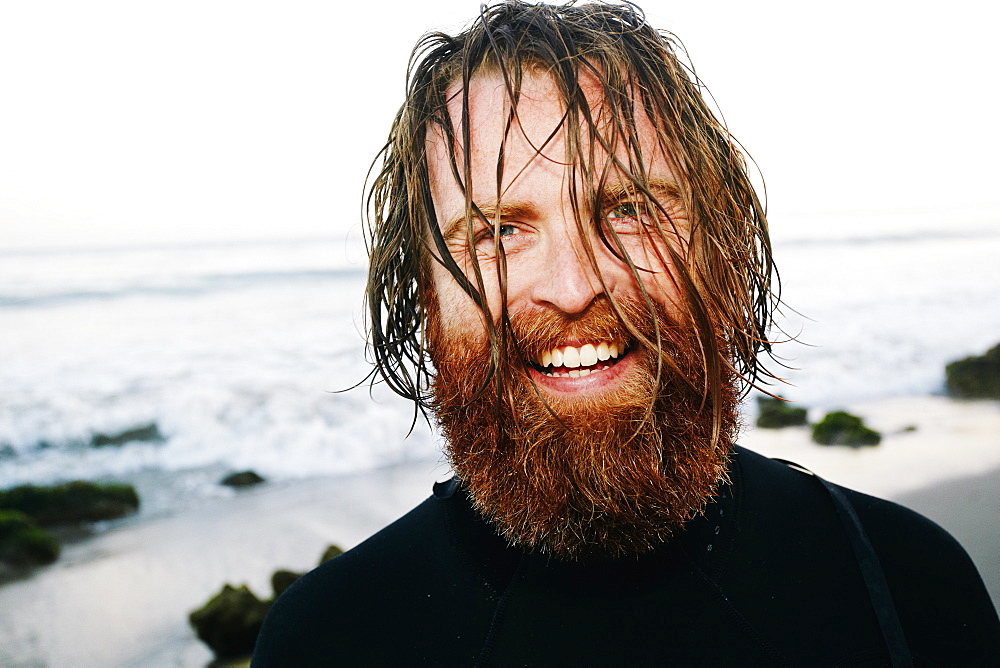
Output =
[{"x1": 0, "y1": 396, "x2": 997, "y2": 666}]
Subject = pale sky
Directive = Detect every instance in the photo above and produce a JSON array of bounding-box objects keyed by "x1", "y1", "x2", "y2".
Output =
[{"x1": 1, "y1": 0, "x2": 997, "y2": 250}]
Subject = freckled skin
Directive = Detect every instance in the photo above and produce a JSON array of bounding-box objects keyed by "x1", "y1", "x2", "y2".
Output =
[{"x1": 426, "y1": 71, "x2": 689, "y2": 400}]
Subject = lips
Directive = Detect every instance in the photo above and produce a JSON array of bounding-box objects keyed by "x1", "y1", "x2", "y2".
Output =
[{"x1": 534, "y1": 341, "x2": 629, "y2": 378}]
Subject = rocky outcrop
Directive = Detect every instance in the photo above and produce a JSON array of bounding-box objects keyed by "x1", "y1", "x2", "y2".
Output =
[
  {"x1": 946, "y1": 343, "x2": 1000, "y2": 399},
  {"x1": 0, "y1": 510, "x2": 60, "y2": 566},
  {"x1": 220, "y1": 471, "x2": 265, "y2": 488},
  {"x1": 90, "y1": 423, "x2": 163, "y2": 447},
  {"x1": 811, "y1": 411, "x2": 881, "y2": 447},
  {"x1": 189, "y1": 585, "x2": 270, "y2": 659},
  {"x1": 190, "y1": 543, "x2": 344, "y2": 660},
  {"x1": 0, "y1": 481, "x2": 139, "y2": 526},
  {"x1": 755, "y1": 396, "x2": 808, "y2": 429}
]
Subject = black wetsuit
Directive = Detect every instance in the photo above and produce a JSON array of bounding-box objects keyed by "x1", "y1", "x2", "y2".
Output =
[{"x1": 253, "y1": 447, "x2": 1000, "y2": 666}]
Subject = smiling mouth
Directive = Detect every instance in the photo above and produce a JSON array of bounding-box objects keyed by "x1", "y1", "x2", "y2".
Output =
[{"x1": 530, "y1": 340, "x2": 631, "y2": 378}]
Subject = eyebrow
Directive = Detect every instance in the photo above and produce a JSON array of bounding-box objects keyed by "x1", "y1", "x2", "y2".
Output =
[{"x1": 601, "y1": 176, "x2": 682, "y2": 204}]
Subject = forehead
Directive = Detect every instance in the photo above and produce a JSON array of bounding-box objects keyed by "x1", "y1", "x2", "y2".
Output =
[{"x1": 425, "y1": 68, "x2": 674, "y2": 200}]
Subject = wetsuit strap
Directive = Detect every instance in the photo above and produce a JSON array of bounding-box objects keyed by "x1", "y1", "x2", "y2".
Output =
[{"x1": 773, "y1": 459, "x2": 914, "y2": 668}]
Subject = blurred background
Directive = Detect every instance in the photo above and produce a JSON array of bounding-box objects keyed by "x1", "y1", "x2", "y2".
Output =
[
  {"x1": 3, "y1": 0, "x2": 998, "y2": 485},
  {"x1": 1, "y1": 1, "x2": 998, "y2": 664}
]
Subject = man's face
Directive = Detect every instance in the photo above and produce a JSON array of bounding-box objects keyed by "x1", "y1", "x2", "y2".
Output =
[
  {"x1": 424, "y1": 70, "x2": 735, "y2": 560},
  {"x1": 426, "y1": 70, "x2": 689, "y2": 395}
]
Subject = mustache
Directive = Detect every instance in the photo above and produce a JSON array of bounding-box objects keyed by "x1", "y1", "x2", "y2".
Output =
[
  {"x1": 504, "y1": 296, "x2": 702, "y2": 399},
  {"x1": 507, "y1": 295, "x2": 684, "y2": 361}
]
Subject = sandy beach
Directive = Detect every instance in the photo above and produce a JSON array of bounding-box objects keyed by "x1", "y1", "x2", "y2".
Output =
[{"x1": 0, "y1": 395, "x2": 997, "y2": 666}]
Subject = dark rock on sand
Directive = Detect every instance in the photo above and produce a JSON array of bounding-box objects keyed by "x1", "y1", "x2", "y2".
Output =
[
  {"x1": 192, "y1": 543, "x2": 346, "y2": 656},
  {"x1": 189, "y1": 584, "x2": 270, "y2": 659},
  {"x1": 270, "y1": 569, "x2": 302, "y2": 598},
  {"x1": 0, "y1": 481, "x2": 139, "y2": 526},
  {"x1": 220, "y1": 471, "x2": 265, "y2": 488},
  {"x1": 0, "y1": 510, "x2": 60, "y2": 566},
  {"x1": 91, "y1": 423, "x2": 164, "y2": 447},
  {"x1": 946, "y1": 343, "x2": 1000, "y2": 399},
  {"x1": 812, "y1": 411, "x2": 881, "y2": 447},
  {"x1": 319, "y1": 544, "x2": 344, "y2": 563},
  {"x1": 755, "y1": 396, "x2": 808, "y2": 429},
  {"x1": 268, "y1": 544, "x2": 345, "y2": 599}
]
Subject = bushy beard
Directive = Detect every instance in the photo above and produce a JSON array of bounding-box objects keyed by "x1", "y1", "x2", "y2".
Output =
[{"x1": 428, "y1": 295, "x2": 739, "y2": 561}]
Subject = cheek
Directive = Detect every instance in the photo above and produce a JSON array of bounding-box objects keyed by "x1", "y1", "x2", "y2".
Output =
[
  {"x1": 434, "y1": 248, "x2": 512, "y2": 320},
  {"x1": 429, "y1": 265, "x2": 494, "y2": 339},
  {"x1": 608, "y1": 235, "x2": 687, "y2": 312}
]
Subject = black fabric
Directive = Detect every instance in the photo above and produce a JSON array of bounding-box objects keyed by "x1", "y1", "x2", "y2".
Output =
[
  {"x1": 817, "y1": 472, "x2": 913, "y2": 668},
  {"x1": 253, "y1": 447, "x2": 1000, "y2": 666}
]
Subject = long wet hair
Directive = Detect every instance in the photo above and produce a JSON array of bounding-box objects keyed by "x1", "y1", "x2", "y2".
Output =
[{"x1": 365, "y1": 1, "x2": 779, "y2": 440}]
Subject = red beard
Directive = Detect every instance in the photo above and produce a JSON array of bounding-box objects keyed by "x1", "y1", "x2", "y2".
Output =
[{"x1": 428, "y1": 295, "x2": 739, "y2": 561}]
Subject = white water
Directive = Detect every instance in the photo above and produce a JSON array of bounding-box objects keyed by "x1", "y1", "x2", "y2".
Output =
[{"x1": 1, "y1": 207, "x2": 998, "y2": 507}]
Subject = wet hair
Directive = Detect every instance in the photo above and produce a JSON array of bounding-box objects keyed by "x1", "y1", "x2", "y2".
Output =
[{"x1": 365, "y1": 0, "x2": 779, "y2": 437}]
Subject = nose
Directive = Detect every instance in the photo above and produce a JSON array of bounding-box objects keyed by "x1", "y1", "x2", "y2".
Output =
[{"x1": 530, "y1": 227, "x2": 605, "y2": 315}]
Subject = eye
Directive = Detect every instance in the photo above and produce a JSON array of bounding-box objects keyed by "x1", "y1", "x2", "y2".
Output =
[
  {"x1": 473, "y1": 222, "x2": 523, "y2": 254},
  {"x1": 609, "y1": 202, "x2": 644, "y2": 220},
  {"x1": 476, "y1": 223, "x2": 521, "y2": 241},
  {"x1": 606, "y1": 201, "x2": 652, "y2": 235},
  {"x1": 494, "y1": 223, "x2": 520, "y2": 238}
]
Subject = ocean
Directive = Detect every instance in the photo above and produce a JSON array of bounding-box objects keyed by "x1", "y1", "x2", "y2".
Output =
[{"x1": 2, "y1": 207, "x2": 998, "y2": 514}]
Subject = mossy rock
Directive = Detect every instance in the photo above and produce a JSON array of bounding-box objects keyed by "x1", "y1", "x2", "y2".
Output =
[
  {"x1": 91, "y1": 422, "x2": 163, "y2": 447},
  {"x1": 0, "y1": 510, "x2": 60, "y2": 566},
  {"x1": 946, "y1": 343, "x2": 1000, "y2": 399},
  {"x1": 756, "y1": 396, "x2": 808, "y2": 429},
  {"x1": 189, "y1": 584, "x2": 271, "y2": 658},
  {"x1": 220, "y1": 471, "x2": 265, "y2": 488},
  {"x1": 270, "y1": 569, "x2": 302, "y2": 598},
  {"x1": 811, "y1": 411, "x2": 881, "y2": 447},
  {"x1": 319, "y1": 544, "x2": 344, "y2": 564},
  {"x1": 0, "y1": 481, "x2": 139, "y2": 526}
]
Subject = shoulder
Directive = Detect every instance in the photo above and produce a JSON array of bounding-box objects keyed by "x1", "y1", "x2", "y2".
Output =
[
  {"x1": 731, "y1": 445, "x2": 976, "y2": 550},
  {"x1": 731, "y1": 446, "x2": 1000, "y2": 663},
  {"x1": 252, "y1": 492, "x2": 448, "y2": 665},
  {"x1": 840, "y1": 485, "x2": 1000, "y2": 661},
  {"x1": 252, "y1": 480, "x2": 502, "y2": 666}
]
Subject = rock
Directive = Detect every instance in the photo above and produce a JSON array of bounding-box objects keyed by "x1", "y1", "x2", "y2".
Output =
[
  {"x1": 0, "y1": 481, "x2": 139, "y2": 526},
  {"x1": 219, "y1": 471, "x2": 266, "y2": 488},
  {"x1": 945, "y1": 343, "x2": 1000, "y2": 399},
  {"x1": 91, "y1": 422, "x2": 164, "y2": 447},
  {"x1": 191, "y1": 543, "x2": 348, "y2": 657},
  {"x1": 0, "y1": 510, "x2": 60, "y2": 566},
  {"x1": 811, "y1": 411, "x2": 881, "y2": 447},
  {"x1": 319, "y1": 544, "x2": 344, "y2": 564},
  {"x1": 269, "y1": 544, "x2": 344, "y2": 600},
  {"x1": 271, "y1": 569, "x2": 302, "y2": 598},
  {"x1": 755, "y1": 396, "x2": 808, "y2": 429},
  {"x1": 189, "y1": 584, "x2": 270, "y2": 659}
]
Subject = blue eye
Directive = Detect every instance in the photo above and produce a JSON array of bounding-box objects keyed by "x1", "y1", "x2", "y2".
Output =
[
  {"x1": 609, "y1": 203, "x2": 643, "y2": 219},
  {"x1": 473, "y1": 223, "x2": 521, "y2": 252}
]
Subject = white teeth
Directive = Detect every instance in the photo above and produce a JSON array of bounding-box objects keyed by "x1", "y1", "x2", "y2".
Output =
[
  {"x1": 568, "y1": 369, "x2": 582, "y2": 378},
  {"x1": 537, "y1": 341, "x2": 627, "y2": 370}
]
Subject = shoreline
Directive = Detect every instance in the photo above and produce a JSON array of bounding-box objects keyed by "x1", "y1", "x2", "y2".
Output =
[{"x1": 0, "y1": 395, "x2": 997, "y2": 665}]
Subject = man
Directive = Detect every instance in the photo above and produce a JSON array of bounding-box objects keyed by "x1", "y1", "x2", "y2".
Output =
[{"x1": 255, "y1": 2, "x2": 1000, "y2": 664}]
